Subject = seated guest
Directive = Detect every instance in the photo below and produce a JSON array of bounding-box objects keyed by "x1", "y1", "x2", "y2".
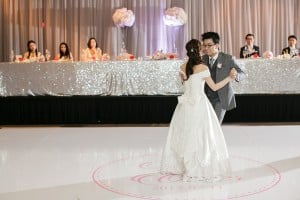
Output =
[
  {"x1": 23, "y1": 40, "x2": 44, "y2": 62},
  {"x1": 281, "y1": 35, "x2": 299, "y2": 57},
  {"x1": 240, "y1": 34, "x2": 260, "y2": 58},
  {"x1": 81, "y1": 37, "x2": 102, "y2": 61},
  {"x1": 54, "y1": 42, "x2": 73, "y2": 61}
]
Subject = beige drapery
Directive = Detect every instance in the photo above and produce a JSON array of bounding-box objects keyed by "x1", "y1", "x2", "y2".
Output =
[{"x1": 1, "y1": 0, "x2": 299, "y2": 61}]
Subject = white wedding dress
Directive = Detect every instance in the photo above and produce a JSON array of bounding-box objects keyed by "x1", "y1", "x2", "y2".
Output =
[{"x1": 160, "y1": 69, "x2": 231, "y2": 181}]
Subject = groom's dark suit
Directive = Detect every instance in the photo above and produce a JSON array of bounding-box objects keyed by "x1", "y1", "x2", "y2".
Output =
[{"x1": 203, "y1": 52, "x2": 246, "y2": 123}]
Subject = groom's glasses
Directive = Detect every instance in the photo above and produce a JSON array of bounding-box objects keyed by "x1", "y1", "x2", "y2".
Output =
[{"x1": 202, "y1": 43, "x2": 216, "y2": 48}]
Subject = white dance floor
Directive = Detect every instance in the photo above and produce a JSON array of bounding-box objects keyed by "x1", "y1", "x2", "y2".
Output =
[{"x1": 0, "y1": 124, "x2": 299, "y2": 200}]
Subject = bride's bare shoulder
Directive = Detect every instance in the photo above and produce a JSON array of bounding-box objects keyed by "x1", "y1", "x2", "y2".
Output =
[
  {"x1": 180, "y1": 63, "x2": 186, "y2": 70},
  {"x1": 193, "y1": 64, "x2": 209, "y2": 73},
  {"x1": 180, "y1": 63, "x2": 187, "y2": 72}
]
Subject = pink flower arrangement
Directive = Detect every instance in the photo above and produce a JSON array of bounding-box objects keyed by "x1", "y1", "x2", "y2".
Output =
[
  {"x1": 112, "y1": 8, "x2": 135, "y2": 28},
  {"x1": 163, "y1": 7, "x2": 187, "y2": 26},
  {"x1": 116, "y1": 53, "x2": 135, "y2": 61},
  {"x1": 101, "y1": 53, "x2": 110, "y2": 61},
  {"x1": 129, "y1": 55, "x2": 134, "y2": 60},
  {"x1": 152, "y1": 50, "x2": 166, "y2": 60},
  {"x1": 166, "y1": 52, "x2": 177, "y2": 59},
  {"x1": 263, "y1": 51, "x2": 274, "y2": 59}
]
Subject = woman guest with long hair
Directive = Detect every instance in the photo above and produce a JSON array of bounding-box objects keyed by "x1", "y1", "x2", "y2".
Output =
[
  {"x1": 23, "y1": 40, "x2": 44, "y2": 62},
  {"x1": 54, "y1": 42, "x2": 73, "y2": 61}
]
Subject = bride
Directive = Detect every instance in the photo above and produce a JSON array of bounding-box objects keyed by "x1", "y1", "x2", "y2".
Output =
[{"x1": 160, "y1": 39, "x2": 234, "y2": 182}]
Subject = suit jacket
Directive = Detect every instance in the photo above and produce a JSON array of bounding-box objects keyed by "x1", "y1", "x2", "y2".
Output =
[
  {"x1": 281, "y1": 47, "x2": 300, "y2": 56},
  {"x1": 240, "y1": 45, "x2": 260, "y2": 58},
  {"x1": 282, "y1": 47, "x2": 291, "y2": 54},
  {"x1": 203, "y1": 52, "x2": 246, "y2": 111}
]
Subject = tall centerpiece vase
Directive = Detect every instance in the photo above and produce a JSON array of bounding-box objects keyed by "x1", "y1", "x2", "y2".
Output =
[
  {"x1": 163, "y1": 7, "x2": 188, "y2": 59},
  {"x1": 112, "y1": 8, "x2": 135, "y2": 60}
]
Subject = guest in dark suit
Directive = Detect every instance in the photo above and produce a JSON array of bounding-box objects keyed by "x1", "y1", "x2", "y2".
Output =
[
  {"x1": 240, "y1": 33, "x2": 260, "y2": 58},
  {"x1": 281, "y1": 35, "x2": 299, "y2": 57},
  {"x1": 202, "y1": 32, "x2": 246, "y2": 124}
]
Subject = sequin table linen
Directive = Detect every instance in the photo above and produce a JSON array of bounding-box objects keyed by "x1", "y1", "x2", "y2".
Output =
[
  {"x1": 0, "y1": 60, "x2": 183, "y2": 96},
  {"x1": 234, "y1": 58, "x2": 300, "y2": 94},
  {"x1": 0, "y1": 59, "x2": 299, "y2": 96}
]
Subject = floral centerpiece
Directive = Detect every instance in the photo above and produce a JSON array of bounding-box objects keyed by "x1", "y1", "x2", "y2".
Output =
[
  {"x1": 163, "y1": 7, "x2": 187, "y2": 26},
  {"x1": 116, "y1": 53, "x2": 135, "y2": 61},
  {"x1": 152, "y1": 50, "x2": 166, "y2": 60},
  {"x1": 262, "y1": 51, "x2": 274, "y2": 59},
  {"x1": 112, "y1": 8, "x2": 135, "y2": 28},
  {"x1": 101, "y1": 53, "x2": 111, "y2": 61}
]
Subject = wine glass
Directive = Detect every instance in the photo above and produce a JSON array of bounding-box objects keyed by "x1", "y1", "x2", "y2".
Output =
[
  {"x1": 45, "y1": 49, "x2": 51, "y2": 61},
  {"x1": 243, "y1": 49, "x2": 247, "y2": 59}
]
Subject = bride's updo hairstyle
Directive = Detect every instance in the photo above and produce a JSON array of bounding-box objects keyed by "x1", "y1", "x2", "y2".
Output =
[{"x1": 185, "y1": 39, "x2": 202, "y2": 79}]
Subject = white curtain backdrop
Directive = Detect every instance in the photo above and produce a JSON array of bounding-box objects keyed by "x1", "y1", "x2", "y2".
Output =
[{"x1": 1, "y1": 0, "x2": 299, "y2": 61}]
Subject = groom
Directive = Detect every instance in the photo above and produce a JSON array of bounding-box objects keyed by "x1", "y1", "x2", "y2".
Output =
[{"x1": 201, "y1": 32, "x2": 246, "y2": 124}]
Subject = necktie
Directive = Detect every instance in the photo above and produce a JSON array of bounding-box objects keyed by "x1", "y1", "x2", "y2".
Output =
[{"x1": 209, "y1": 58, "x2": 214, "y2": 67}]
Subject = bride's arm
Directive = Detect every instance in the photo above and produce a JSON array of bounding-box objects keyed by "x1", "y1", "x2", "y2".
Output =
[
  {"x1": 204, "y1": 76, "x2": 233, "y2": 91},
  {"x1": 179, "y1": 63, "x2": 187, "y2": 83}
]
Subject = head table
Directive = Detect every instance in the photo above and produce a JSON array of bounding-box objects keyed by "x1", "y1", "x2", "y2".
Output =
[{"x1": 0, "y1": 58, "x2": 299, "y2": 97}]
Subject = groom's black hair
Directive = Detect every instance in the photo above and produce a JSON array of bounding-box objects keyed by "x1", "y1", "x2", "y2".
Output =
[{"x1": 201, "y1": 32, "x2": 220, "y2": 44}]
